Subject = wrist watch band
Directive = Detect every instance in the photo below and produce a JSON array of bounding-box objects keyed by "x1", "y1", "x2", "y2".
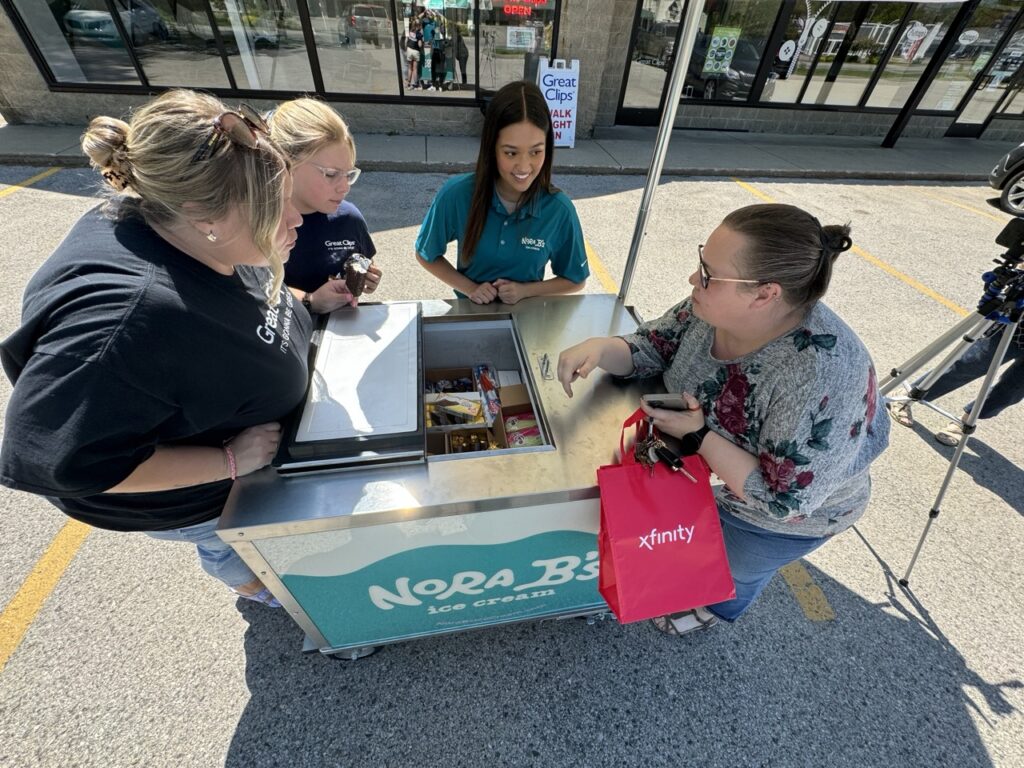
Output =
[
  {"x1": 679, "y1": 424, "x2": 710, "y2": 456},
  {"x1": 301, "y1": 291, "x2": 314, "y2": 313}
]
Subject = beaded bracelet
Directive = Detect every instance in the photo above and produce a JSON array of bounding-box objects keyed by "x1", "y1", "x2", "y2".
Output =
[{"x1": 223, "y1": 445, "x2": 238, "y2": 481}]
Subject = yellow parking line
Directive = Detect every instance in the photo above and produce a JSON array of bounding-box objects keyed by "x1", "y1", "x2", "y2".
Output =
[
  {"x1": 733, "y1": 179, "x2": 970, "y2": 318},
  {"x1": 917, "y1": 189, "x2": 1005, "y2": 224},
  {"x1": 0, "y1": 520, "x2": 91, "y2": 673},
  {"x1": 585, "y1": 241, "x2": 618, "y2": 294},
  {"x1": 0, "y1": 167, "x2": 62, "y2": 199},
  {"x1": 851, "y1": 244, "x2": 969, "y2": 317},
  {"x1": 732, "y1": 178, "x2": 775, "y2": 203},
  {"x1": 779, "y1": 562, "x2": 836, "y2": 621}
]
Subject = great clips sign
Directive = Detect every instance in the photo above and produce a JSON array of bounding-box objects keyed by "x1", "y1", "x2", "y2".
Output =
[{"x1": 538, "y1": 58, "x2": 579, "y2": 148}]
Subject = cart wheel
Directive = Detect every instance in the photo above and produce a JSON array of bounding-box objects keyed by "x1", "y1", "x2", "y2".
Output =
[{"x1": 327, "y1": 644, "x2": 380, "y2": 661}]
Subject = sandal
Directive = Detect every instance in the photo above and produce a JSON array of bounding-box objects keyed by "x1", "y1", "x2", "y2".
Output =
[
  {"x1": 886, "y1": 401, "x2": 915, "y2": 428},
  {"x1": 231, "y1": 586, "x2": 282, "y2": 608},
  {"x1": 651, "y1": 607, "x2": 719, "y2": 636}
]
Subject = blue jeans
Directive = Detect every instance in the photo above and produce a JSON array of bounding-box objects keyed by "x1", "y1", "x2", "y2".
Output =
[
  {"x1": 707, "y1": 511, "x2": 830, "y2": 623},
  {"x1": 145, "y1": 517, "x2": 256, "y2": 589},
  {"x1": 920, "y1": 327, "x2": 1024, "y2": 420}
]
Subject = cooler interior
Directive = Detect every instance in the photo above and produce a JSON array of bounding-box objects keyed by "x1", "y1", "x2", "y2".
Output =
[{"x1": 421, "y1": 316, "x2": 550, "y2": 459}]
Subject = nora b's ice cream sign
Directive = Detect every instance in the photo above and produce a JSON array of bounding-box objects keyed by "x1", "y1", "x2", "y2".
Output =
[
  {"x1": 369, "y1": 552, "x2": 599, "y2": 614},
  {"x1": 278, "y1": 524, "x2": 605, "y2": 648}
]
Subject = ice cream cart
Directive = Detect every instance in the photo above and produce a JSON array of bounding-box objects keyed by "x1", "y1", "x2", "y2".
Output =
[
  {"x1": 218, "y1": 295, "x2": 656, "y2": 656},
  {"x1": 217, "y1": 2, "x2": 716, "y2": 657}
]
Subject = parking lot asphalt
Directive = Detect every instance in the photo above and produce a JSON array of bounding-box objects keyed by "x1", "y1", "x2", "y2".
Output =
[{"x1": 0, "y1": 165, "x2": 1022, "y2": 768}]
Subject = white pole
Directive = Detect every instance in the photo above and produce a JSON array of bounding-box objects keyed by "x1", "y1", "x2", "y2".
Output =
[{"x1": 619, "y1": 0, "x2": 705, "y2": 302}]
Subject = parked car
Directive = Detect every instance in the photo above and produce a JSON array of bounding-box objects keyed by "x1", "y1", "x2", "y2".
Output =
[
  {"x1": 989, "y1": 140, "x2": 1024, "y2": 216},
  {"x1": 686, "y1": 33, "x2": 763, "y2": 101},
  {"x1": 179, "y1": 8, "x2": 281, "y2": 50},
  {"x1": 64, "y1": 0, "x2": 167, "y2": 46},
  {"x1": 635, "y1": 21, "x2": 678, "y2": 68},
  {"x1": 338, "y1": 4, "x2": 391, "y2": 48}
]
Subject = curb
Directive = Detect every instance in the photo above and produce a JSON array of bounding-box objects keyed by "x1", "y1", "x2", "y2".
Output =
[{"x1": 0, "y1": 155, "x2": 990, "y2": 183}]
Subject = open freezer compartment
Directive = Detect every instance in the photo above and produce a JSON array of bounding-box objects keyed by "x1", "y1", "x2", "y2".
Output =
[{"x1": 421, "y1": 314, "x2": 552, "y2": 459}]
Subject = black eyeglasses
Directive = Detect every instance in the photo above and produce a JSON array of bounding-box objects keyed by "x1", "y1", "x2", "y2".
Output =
[
  {"x1": 191, "y1": 104, "x2": 270, "y2": 163},
  {"x1": 697, "y1": 244, "x2": 764, "y2": 290}
]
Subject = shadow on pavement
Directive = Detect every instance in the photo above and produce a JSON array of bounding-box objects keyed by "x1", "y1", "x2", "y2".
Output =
[
  {"x1": 0, "y1": 167, "x2": 103, "y2": 200},
  {"x1": 903, "y1": 420, "x2": 1024, "y2": 517},
  {"x1": 224, "y1": 552, "x2": 1018, "y2": 768}
]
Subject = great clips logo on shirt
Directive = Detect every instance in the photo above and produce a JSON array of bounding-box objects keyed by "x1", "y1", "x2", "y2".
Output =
[
  {"x1": 325, "y1": 238, "x2": 357, "y2": 252},
  {"x1": 256, "y1": 291, "x2": 298, "y2": 355}
]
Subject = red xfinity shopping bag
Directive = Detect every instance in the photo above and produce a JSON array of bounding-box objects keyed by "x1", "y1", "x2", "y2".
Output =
[{"x1": 596, "y1": 409, "x2": 735, "y2": 623}]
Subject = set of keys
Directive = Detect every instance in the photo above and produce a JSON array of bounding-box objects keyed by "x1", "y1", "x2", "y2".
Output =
[{"x1": 633, "y1": 417, "x2": 697, "y2": 483}]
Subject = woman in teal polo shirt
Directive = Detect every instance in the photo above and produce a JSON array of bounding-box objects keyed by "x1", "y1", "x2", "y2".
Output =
[{"x1": 415, "y1": 80, "x2": 589, "y2": 304}]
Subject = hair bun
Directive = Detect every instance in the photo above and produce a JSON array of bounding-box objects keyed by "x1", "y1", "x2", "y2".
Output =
[
  {"x1": 821, "y1": 224, "x2": 853, "y2": 256},
  {"x1": 82, "y1": 117, "x2": 133, "y2": 191}
]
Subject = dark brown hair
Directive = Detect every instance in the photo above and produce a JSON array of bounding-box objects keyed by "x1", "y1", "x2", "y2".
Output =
[
  {"x1": 723, "y1": 203, "x2": 852, "y2": 311},
  {"x1": 462, "y1": 81, "x2": 555, "y2": 266}
]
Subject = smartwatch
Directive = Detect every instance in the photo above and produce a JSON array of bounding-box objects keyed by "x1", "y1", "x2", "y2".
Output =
[
  {"x1": 301, "y1": 291, "x2": 314, "y2": 313},
  {"x1": 679, "y1": 425, "x2": 710, "y2": 456}
]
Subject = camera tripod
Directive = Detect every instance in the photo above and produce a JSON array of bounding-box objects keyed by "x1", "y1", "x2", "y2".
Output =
[{"x1": 879, "y1": 217, "x2": 1024, "y2": 586}]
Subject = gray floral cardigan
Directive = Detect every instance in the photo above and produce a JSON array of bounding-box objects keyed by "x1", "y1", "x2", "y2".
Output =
[{"x1": 621, "y1": 298, "x2": 890, "y2": 538}]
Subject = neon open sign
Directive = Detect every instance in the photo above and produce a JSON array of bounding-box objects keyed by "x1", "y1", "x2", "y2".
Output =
[{"x1": 503, "y1": 0, "x2": 545, "y2": 17}]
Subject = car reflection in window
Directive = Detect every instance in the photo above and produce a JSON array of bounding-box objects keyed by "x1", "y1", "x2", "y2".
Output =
[
  {"x1": 687, "y1": 35, "x2": 764, "y2": 101},
  {"x1": 63, "y1": 0, "x2": 167, "y2": 47}
]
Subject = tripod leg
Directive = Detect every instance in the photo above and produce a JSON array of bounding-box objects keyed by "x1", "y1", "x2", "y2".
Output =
[
  {"x1": 907, "y1": 319, "x2": 998, "y2": 400},
  {"x1": 880, "y1": 314, "x2": 991, "y2": 396},
  {"x1": 900, "y1": 320, "x2": 1020, "y2": 585}
]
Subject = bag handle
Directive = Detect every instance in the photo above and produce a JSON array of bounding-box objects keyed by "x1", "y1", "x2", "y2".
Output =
[{"x1": 618, "y1": 407, "x2": 651, "y2": 466}]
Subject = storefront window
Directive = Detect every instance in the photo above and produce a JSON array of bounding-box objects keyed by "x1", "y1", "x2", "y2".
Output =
[
  {"x1": 682, "y1": 0, "x2": 782, "y2": 103},
  {"x1": 798, "y1": 3, "x2": 857, "y2": 104},
  {"x1": 119, "y1": 0, "x2": 231, "y2": 88},
  {"x1": 13, "y1": 0, "x2": 142, "y2": 85},
  {"x1": 206, "y1": 1, "x2": 314, "y2": 91},
  {"x1": 920, "y1": 1, "x2": 1023, "y2": 112},
  {"x1": 389, "y1": 1, "x2": 474, "y2": 95},
  {"x1": 477, "y1": 0, "x2": 554, "y2": 93},
  {"x1": 866, "y1": 2, "x2": 962, "y2": 109},
  {"x1": 621, "y1": 0, "x2": 679, "y2": 109},
  {"x1": 310, "y1": 0, "x2": 401, "y2": 96},
  {"x1": 813, "y1": 2, "x2": 910, "y2": 107}
]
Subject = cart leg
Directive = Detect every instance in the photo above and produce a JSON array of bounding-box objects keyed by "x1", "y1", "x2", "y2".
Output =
[{"x1": 326, "y1": 645, "x2": 381, "y2": 661}]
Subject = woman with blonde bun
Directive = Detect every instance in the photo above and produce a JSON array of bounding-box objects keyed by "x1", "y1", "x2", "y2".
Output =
[
  {"x1": 268, "y1": 98, "x2": 382, "y2": 312},
  {"x1": 0, "y1": 89, "x2": 310, "y2": 608}
]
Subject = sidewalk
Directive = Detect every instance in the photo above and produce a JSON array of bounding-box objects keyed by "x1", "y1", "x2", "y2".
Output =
[{"x1": 0, "y1": 121, "x2": 1017, "y2": 180}]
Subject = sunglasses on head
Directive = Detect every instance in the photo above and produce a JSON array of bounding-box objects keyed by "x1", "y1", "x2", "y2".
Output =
[{"x1": 191, "y1": 104, "x2": 270, "y2": 164}]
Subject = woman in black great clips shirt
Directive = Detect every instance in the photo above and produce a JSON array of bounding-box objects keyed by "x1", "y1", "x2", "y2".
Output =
[{"x1": 0, "y1": 90, "x2": 351, "y2": 608}]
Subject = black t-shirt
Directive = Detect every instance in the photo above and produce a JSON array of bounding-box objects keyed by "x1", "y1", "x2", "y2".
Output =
[
  {"x1": 0, "y1": 206, "x2": 312, "y2": 532},
  {"x1": 283, "y1": 201, "x2": 376, "y2": 293}
]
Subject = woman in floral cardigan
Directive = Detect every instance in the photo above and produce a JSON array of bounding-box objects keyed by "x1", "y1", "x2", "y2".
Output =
[{"x1": 557, "y1": 203, "x2": 889, "y2": 635}]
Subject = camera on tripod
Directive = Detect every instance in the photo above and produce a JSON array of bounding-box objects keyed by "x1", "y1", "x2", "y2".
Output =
[{"x1": 878, "y1": 214, "x2": 1024, "y2": 585}]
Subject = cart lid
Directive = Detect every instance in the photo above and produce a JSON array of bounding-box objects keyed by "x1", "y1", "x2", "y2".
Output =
[{"x1": 272, "y1": 302, "x2": 424, "y2": 473}]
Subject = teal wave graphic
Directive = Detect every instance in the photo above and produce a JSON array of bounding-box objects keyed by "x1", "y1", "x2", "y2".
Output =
[{"x1": 282, "y1": 530, "x2": 604, "y2": 647}]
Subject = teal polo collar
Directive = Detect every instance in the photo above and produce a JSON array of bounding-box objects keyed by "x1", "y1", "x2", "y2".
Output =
[{"x1": 490, "y1": 185, "x2": 540, "y2": 221}]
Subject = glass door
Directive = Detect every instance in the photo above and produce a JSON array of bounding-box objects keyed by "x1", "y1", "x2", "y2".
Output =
[{"x1": 945, "y1": 4, "x2": 1024, "y2": 137}]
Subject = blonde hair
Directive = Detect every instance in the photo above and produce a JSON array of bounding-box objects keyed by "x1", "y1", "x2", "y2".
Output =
[
  {"x1": 81, "y1": 89, "x2": 291, "y2": 303},
  {"x1": 268, "y1": 97, "x2": 356, "y2": 165}
]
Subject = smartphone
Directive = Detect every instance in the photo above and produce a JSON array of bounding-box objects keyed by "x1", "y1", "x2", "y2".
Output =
[{"x1": 641, "y1": 393, "x2": 690, "y2": 411}]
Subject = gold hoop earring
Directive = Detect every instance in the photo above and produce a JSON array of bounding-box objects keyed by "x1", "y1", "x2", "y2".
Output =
[{"x1": 207, "y1": 231, "x2": 217, "y2": 242}]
